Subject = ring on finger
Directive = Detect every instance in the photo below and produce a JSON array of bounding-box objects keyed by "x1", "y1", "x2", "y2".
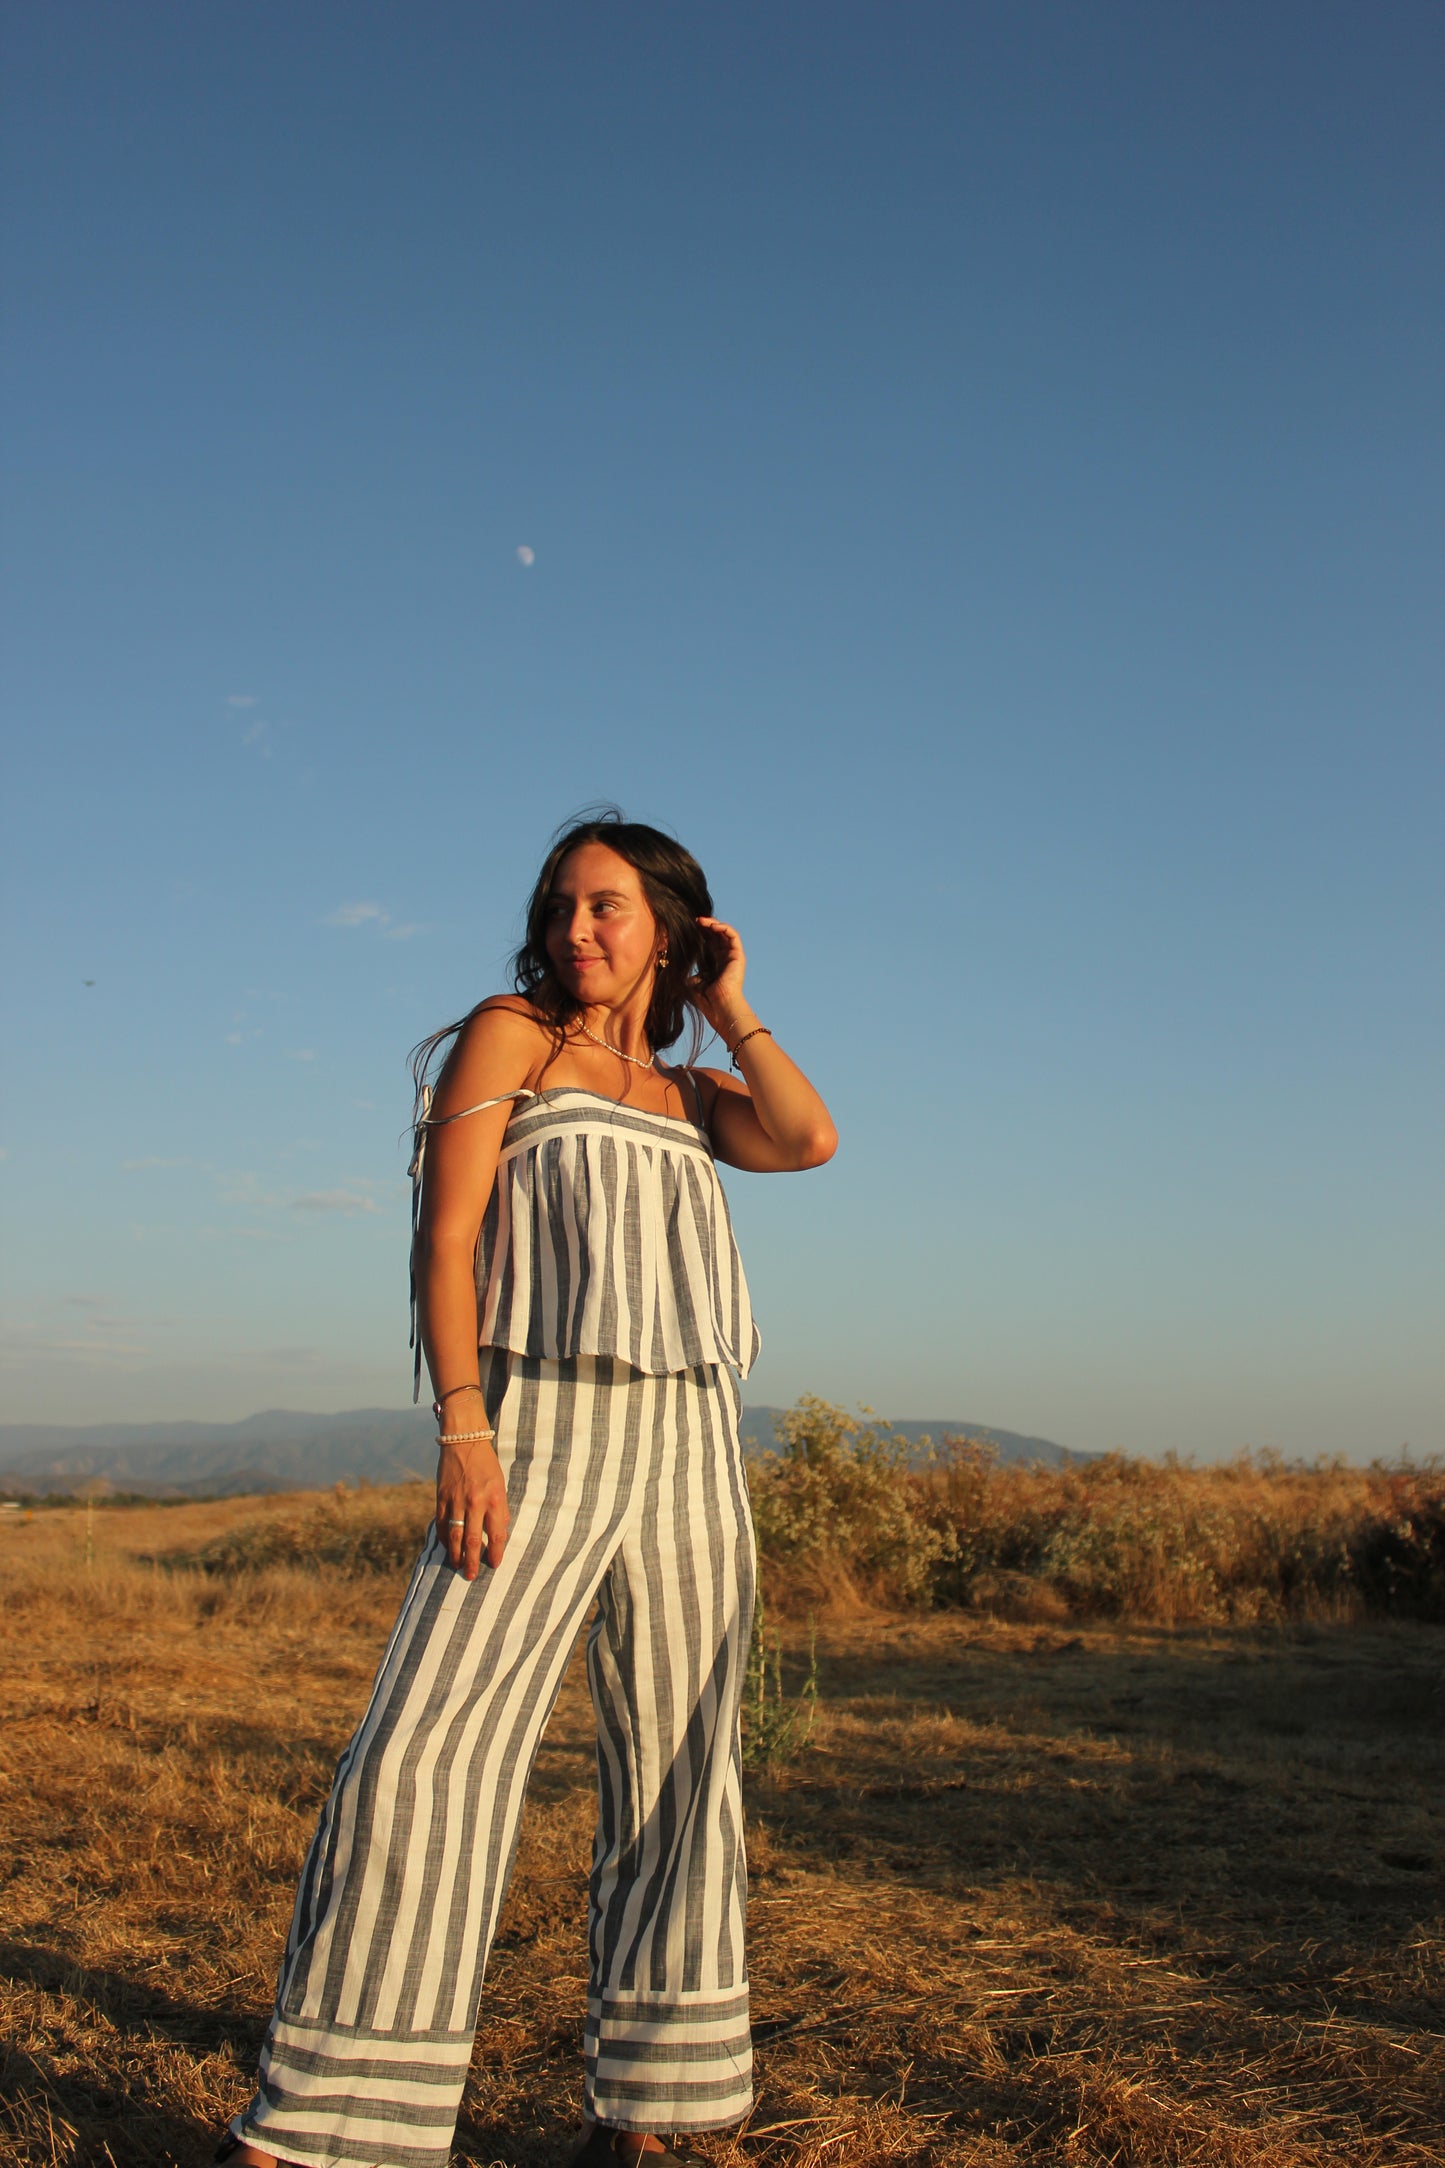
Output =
[{"x1": 446, "y1": 1517, "x2": 466, "y2": 1528}]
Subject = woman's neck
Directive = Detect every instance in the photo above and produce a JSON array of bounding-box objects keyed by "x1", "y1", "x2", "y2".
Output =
[{"x1": 578, "y1": 1001, "x2": 654, "y2": 1064}]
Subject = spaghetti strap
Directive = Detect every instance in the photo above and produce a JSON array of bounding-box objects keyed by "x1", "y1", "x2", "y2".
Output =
[
  {"x1": 417, "y1": 1088, "x2": 537, "y2": 1132},
  {"x1": 407, "y1": 1084, "x2": 535, "y2": 1402},
  {"x1": 682, "y1": 1067, "x2": 708, "y2": 1131}
]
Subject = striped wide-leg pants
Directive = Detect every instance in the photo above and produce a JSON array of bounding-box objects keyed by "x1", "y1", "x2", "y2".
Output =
[{"x1": 231, "y1": 1352, "x2": 756, "y2": 2168}]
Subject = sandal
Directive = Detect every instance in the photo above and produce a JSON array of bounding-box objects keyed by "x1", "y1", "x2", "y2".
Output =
[
  {"x1": 213, "y1": 2133, "x2": 308, "y2": 2168},
  {"x1": 569, "y1": 2130, "x2": 711, "y2": 2167}
]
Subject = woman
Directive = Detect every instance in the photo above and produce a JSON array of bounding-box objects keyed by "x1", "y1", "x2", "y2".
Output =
[{"x1": 223, "y1": 814, "x2": 837, "y2": 2168}]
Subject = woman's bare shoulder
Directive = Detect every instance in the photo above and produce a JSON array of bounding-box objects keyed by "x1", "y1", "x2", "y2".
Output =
[
  {"x1": 433, "y1": 997, "x2": 554, "y2": 1110},
  {"x1": 687, "y1": 1064, "x2": 743, "y2": 1099},
  {"x1": 452, "y1": 996, "x2": 553, "y2": 1056},
  {"x1": 468, "y1": 993, "x2": 551, "y2": 1028},
  {"x1": 673, "y1": 1064, "x2": 739, "y2": 1124}
]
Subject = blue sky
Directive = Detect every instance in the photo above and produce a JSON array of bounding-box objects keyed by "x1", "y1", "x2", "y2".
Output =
[{"x1": 2, "y1": 2, "x2": 1440, "y2": 1457}]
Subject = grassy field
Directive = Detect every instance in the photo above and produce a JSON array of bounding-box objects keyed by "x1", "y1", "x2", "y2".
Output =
[{"x1": 1, "y1": 1478, "x2": 1442, "y2": 2168}]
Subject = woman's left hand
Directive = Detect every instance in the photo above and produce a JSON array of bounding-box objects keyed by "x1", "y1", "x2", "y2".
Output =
[
  {"x1": 692, "y1": 916, "x2": 749, "y2": 1041},
  {"x1": 686, "y1": 915, "x2": 838, "y2": 1175}
]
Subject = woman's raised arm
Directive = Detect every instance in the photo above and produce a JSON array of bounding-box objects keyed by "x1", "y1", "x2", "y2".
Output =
[{"x1": 691, "y1": 917, "x2": 837, "y2": 1173}]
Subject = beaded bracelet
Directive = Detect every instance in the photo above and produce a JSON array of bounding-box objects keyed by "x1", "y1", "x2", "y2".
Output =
[
  {"x1": 729, "y1": 1025, "x2": 772, "y2": 1070},
  {"x1": 436, "y1": 1427, "x2": 495, "y2": 1446}
]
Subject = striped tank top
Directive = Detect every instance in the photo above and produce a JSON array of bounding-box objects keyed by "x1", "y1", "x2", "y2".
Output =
[{"x1": 410, "y1": 1082, "x2": 760, "y2": 1396}]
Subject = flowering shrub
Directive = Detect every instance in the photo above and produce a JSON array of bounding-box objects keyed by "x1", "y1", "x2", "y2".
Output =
[{"x1": 747, "y1": 1396, "x2": 957, "y2": 1605}]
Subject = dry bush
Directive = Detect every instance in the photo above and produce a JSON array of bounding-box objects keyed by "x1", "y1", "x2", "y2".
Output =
[
  {"x1": 748, "y1": 1399, "x2": 958, "y2": 1608},
  {"x1": 162, "y1": 1480, "x2": 432, "y2": 1578},
  {"x1": 748, "y1": 1403, "x2": 1445, "y2": 1625}
]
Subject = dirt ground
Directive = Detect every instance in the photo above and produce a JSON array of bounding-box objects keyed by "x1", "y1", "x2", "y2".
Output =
[{"x1": 1, "y1": 1493, "x2": 1441, "y2": 2166}]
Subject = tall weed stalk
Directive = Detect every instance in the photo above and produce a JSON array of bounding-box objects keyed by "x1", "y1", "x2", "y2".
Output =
[{"x1": 742, "y1": 1594, "x2": 818, "y2": 1772}]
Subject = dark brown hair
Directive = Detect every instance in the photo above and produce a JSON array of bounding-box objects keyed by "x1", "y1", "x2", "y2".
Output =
[{"x1": 410, "y1": 808, "x2": 723, "y2": 1105}]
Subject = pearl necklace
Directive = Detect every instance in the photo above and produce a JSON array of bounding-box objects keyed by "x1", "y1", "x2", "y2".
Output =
[{"x1": 577, "y1": 1018, "x2": 656, "y2": 1070}]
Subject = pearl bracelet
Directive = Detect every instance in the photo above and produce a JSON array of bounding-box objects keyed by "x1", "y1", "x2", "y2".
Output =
[{"x1": 436, "y1": 1427, "x2": 494, "y2": 1446}]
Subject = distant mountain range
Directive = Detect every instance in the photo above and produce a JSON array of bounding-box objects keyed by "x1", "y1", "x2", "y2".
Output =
[
  {"x1": 740, "y1": 1408, "x2": 1079, "y2": 1467},
  {"x1": 0, "y1": 1405, "x2": 1080, "y2": 1499}
]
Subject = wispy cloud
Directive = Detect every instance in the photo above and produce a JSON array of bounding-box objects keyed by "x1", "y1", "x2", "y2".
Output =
[
  {"x1": 326, "y1": 901, "x2": 390, "y2": 929},
  {"x1": 291, "y1": 1188, "x2": 380, "y2": 1217},
  {"x1": 224, "y1": 696, "x2": 288, "y2": 759},
  {"x1": 286, "y1": 1048, "x2": 319, "y2": 1063},
  {"x1": 8, "y1": 1333, "x2": 153, "y2": 1360},
  {"x1": 323, "y1": 901, "x2": 425, "y2": 941},
  {"x1": 0, "y1": 1293, "x2": 158, "y2": 1364},
  {"x1": 213, "y1": 1167, "x2": 392, "y2": 1223},
  {"x1": 217, "y1": 1172, "x2": 285, "y2": 1209}
]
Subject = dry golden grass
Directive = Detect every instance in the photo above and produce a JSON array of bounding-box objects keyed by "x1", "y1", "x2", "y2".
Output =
[{"x1": 1, "y1": 1486, "x2": 1442, "y2": 2167}]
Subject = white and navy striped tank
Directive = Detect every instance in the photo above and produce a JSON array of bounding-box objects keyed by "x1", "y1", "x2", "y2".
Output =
[{"x1": 410, "y1": 1082, "x2": 760, "y2": 1393}]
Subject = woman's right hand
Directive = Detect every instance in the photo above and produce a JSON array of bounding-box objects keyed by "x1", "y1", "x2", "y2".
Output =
[{"x1": 436, "y1": 1432, "x2": 510, "y2": 1580}]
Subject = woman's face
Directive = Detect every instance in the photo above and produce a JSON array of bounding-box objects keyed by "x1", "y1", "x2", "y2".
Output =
[{"x1": 544, "y1": 842, "x2": 662, "y2": 1009}]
